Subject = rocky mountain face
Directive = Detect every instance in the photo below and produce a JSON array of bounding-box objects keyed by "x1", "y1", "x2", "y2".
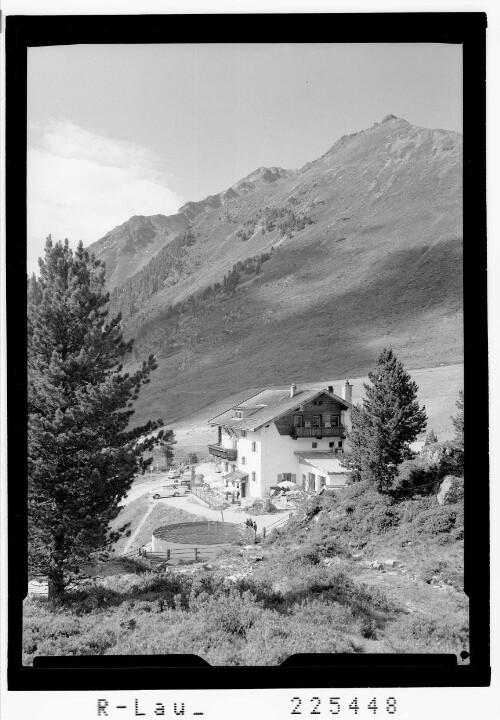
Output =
[{"x1": 88, "y1": 116, "x2": 463, "y2": 426}]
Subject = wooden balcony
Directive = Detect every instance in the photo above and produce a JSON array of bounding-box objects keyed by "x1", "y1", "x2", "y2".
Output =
[
  {"x1": 291, "y1": 426, "x2": 346, "y2": 439},
  {"x1": 208, "y1": 443, "x2": 237, "y2": 461}
]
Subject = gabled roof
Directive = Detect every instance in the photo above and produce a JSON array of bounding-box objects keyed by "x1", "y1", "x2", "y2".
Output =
[{"x1": 209, "y1": 385, "x2": 351, "y2": 431}]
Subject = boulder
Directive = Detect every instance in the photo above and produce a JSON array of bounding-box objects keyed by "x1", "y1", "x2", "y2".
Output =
[
  {"x1": 384, "y1": 559, "x2": 397, "y2": 567},
  {"x1": 437, "y1": 475, "x2": 464, "y2": 505}
]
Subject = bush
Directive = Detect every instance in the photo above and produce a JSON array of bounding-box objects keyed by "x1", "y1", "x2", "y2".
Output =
[
  {"x1": 412, "y1": 506, "x2": 458, "y2": 536},
  {"x1": 246, "y1": 498, "x2": 278, "y2": 515},
  {"x1": 385, "y1": 612, "x2": 468, "y2": 655},
  {"x1": 391, "y1": 458, "x2": 441, "y2": 500}
]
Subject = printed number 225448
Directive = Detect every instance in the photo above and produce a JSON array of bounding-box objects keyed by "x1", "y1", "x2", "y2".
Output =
[{"x1": 291, "y1": 697, "x2": 397, "y2": 715}]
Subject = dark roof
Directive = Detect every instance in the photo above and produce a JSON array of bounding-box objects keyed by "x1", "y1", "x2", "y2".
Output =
[
  {"x1": 209, "y1": 385, "x2": 351, "y2": 431},
  {"x1": 222, "y1": 470, "x2": 248, "y2": 483}
]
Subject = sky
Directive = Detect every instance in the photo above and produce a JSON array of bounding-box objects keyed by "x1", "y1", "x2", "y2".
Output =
[{"x1": 27, "y1": 42, "x2": 462, "y2": 273}]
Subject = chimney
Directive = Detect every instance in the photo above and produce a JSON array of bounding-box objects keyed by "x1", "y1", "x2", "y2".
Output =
[
  {"x1": 327, "y1": 385, "x2": 334, "y2": 394},
  {"x1": 341, "y1": 380, "x2": 352, "y2": 403},
  {"x1": 290, "y1": 382, "x2": 297, "y2": 398}
]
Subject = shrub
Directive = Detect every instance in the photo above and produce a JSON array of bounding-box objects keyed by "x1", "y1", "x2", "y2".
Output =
[
  {"x1": 391, "y1": 458, "x2": 441, "y2": 500},
  {"x1": 189, "y1": 587, "x2": 262, "y2": 636},
  {"x1": 412, "y1": 506, "x2": 458, "y2": 536},
  {"x1": 384, "y1": 612, "x2": 468, "y2": 655}
]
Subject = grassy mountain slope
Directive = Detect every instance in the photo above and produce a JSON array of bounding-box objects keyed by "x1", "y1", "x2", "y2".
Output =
[{"x1": 89, "y1": 116, "x2": 462, "y2": 427}]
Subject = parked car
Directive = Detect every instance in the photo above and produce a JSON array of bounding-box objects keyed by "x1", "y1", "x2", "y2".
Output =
[
  {"x1": 176, "y1": 479, "x2": 191, "y2": 489},
  {"x1": 152, "y1": 485, "x2": 188, "y2": 499},
  {"x1": 167, "y1": 469, "x2": 181, "y2": 479}
]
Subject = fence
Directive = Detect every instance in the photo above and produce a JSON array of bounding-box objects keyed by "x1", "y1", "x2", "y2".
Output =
[
  {"x1": 261, "y1": 512, "x2": 293, "y2": 539},
  {"x1": 191, "y1": 485, "x2": 228, "y2": 510},
  {"x1": 139, "y1": 546, "x2": 222, "y2": 564}
]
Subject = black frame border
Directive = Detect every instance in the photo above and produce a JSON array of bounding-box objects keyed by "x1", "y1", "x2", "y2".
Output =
[{"x1": 6, "y1": 11, "x2": 489, "y2": 690}]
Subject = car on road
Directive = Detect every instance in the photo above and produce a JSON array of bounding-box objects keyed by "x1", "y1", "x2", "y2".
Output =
[
  {"x1": 167, "y1": 469, "x2": 181, "y2": 479},
  {"x1": 176, "y1": 479, "x2": 191, "y2": 488},
  {"x1": 152, "y1": 486, "x2": 189, "y2": 499}
]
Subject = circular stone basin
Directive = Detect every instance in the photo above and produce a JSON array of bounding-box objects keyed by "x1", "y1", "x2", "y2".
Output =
[{"x1": 152, "y1": 521, "x2": 245, "y2": 553}]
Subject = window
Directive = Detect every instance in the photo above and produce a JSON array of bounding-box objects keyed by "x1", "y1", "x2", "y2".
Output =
[
  {"x1": 331, "y1": 416, "x2": 339, "y2": 427},
  {"x1": 251, "y1": 441, "x2": 256, "y2": 451},
  {"x1": 241, "y1": 456, "x2": 246, "y2": 465},
  {"x1": 241, "y1": 430, "x2": 247, "y2": 437},
  {"x1": 293, "y1": 415, "x2": 303, "y2": 427},
  {"x1": 312, "y1": 415, "x2": 321, "y2": 427},
  {"x1": 304, "y1": 418, "x2": 312, "y2": 428},
  {"x1": 319, "y1": 475, "x2": 327, "y2": 488},
  {"x1": 224, "y1": 462, "x2": 229, "y2": 472},
  {"x1": 329, "y1": 442, "x2": 334, "y2": 448},
  {"x1": 312, "y1": 442, "x2": 317, "y2": 449},
  {"x1": 301, "y1": 474, "x2": 307, "y2": 488},
  {"x1": 234, "y1": 410, "x2": 243, "y2": 418},
  {"x1": 324, "y1": 413, "x2": 331, "y2": 427},
  {"x1": 251, "y1": 471, "x2": 256, "y2": 482},
  {"x1": 338, "y1": 441, "x2": 343, "y2": 448}
]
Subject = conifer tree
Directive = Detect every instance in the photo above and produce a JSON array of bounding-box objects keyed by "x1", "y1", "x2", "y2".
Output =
[
  {"x1": 28, "y1": 238, "x2": 162, "y2": 601},
  {"x1": 424, "y1": 428, "x2": 438, "y2": 445},
  {"x1": 346, "y1": 348, "x2": 427, "y2": 493},
  {"x1": 450, "y1": 389, "x2": 464, "y2": 472}
]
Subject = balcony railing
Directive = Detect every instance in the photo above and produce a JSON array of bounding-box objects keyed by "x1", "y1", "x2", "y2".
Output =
[
  {"x1": 291, "y1": 426, "x2": 346, "y2": 438},
  {"x1": 208, "y1": 443, "x2": 237, "y2": 461}
]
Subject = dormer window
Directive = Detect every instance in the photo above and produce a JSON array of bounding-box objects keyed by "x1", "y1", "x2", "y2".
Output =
[{"x1": 234, "y1": 410, "x2": 243, "y2": 419}]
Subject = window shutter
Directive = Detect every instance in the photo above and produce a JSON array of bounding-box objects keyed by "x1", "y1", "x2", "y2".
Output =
[
  {"x1": 277, "y1": 474, "x2": 283, "y2": 483},
  {"x1": 291, "y1": 474, "x2": 296, "y2": 483}
]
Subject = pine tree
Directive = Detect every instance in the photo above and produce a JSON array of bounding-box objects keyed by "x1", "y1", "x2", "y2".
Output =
[
  {"x1": 452, "y1": 389, "x2": 464, "y2": 447},
  {"x1": 424, "y1": 428, "x2": 438, "y2": 445},
  {"x1": 451, "y1": 389, "x2": 464, "y2": 472},
  {"x1": 346, "y1": 348, "x2": 427, "y2": 493},
  {"x1": 28, "y1": 238, "x2": 162, "y2": 602}
]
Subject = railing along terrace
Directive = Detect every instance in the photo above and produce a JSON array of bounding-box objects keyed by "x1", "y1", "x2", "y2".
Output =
[
  {"x1": 292, "y1": 426, "x2": 345, "y2": 438},
  {"x1": 207, "y1": 443, "x2": 238, "y2": 461}
]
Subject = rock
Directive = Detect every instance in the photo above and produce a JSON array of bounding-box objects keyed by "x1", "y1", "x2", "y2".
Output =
[
  {"x1": 384, "y1": 559, "x2": 397, "y2": 567},
  {"x1": 386, "y1": 571, "x2": 397, "y2": 576},
  {"x1": 203, "y1": 563, "x2": 214, "y2": 570},
  {"x1": 370, "y1": 560, "x2": 383, "y2": 570},
  {"x1": 351, "y1": 553, "x2": 363, "y2": 560},
  {"x1": 224, "y1": 572, "x2": 247, "y2": 584},
  {"x1": 437, "y1": 475, "x2": 464, "y2": 505}
]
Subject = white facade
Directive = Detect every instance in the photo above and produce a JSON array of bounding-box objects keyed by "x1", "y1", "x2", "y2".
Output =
[{"x1": 210, "y1": 385, "x2": 353, "y2": 499}]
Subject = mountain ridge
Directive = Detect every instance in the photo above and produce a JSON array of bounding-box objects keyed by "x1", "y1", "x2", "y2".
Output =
[{"x1": 87, "y1": 116, "x2": 462, "y2": 427}]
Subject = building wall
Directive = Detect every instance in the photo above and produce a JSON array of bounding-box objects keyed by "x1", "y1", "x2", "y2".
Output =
[
  {"x1": 326, "y1": 474, "x2": 350, "y2": 487},
  {"x1": 236, "y1": 430, "x2": 262, "y2": 498},
  {"x1": 216, "y1": 399, "x2": 352, "y2": 498},
  {"x1": 220, "y1": 428, "x2": 236, "y2": 450}
]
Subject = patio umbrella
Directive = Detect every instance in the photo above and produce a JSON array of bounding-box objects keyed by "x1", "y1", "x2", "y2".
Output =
[{"x1": 278, "y1": 480, "x2": 297, "y2": 488}]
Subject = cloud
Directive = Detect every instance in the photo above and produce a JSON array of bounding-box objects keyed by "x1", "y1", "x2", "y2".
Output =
[{"x1": 27, "y1": 119, "x2": 183, "y2": 274}]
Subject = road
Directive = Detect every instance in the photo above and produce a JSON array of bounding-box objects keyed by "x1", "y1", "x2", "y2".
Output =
[{"x1": 122, "y1": 462, "x2": 294, "y2": 533}]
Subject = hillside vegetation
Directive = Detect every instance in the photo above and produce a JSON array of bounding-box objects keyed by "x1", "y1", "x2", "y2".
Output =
[
  {"x1": 23, "y1": 477, "x2": 466, "y2": 665},
  {"x1": 87, "y1": 116, "x2": 462, "y2": 427}
]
